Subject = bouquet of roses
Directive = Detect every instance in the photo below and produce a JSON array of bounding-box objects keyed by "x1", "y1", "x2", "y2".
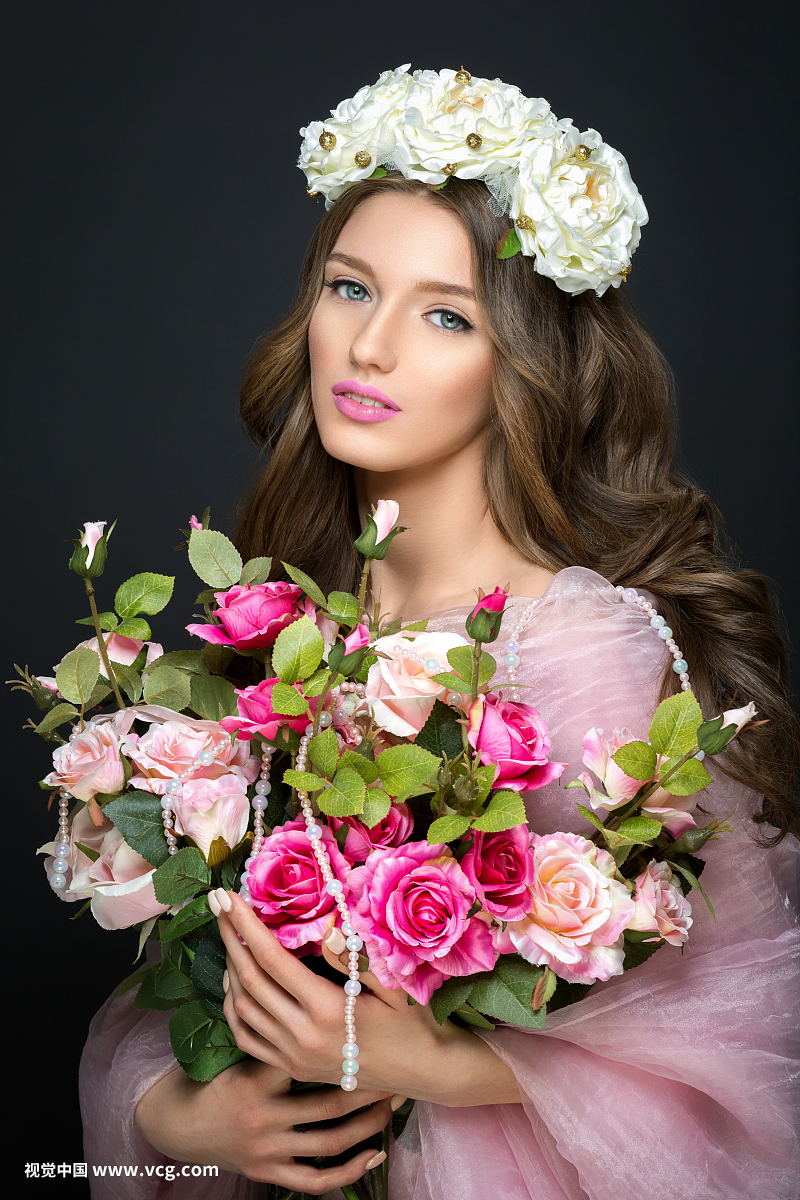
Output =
[{"x1": 15, "y1": 503, "x2": 755, "y2": 1104}]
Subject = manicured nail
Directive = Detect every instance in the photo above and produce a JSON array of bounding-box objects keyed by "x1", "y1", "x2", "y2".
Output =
[
  {"x1": 215, "y1": 888, "x2": 232, "y2": 913},
  {"x1": 365, "y1": 1151, "x2": 387, "y2": 1170},
  {"x1": 323, "y1": 926, "x2": 347, "y2": 954},
  {"x1": 222, "y1": 969, "x2": 229, "y2": 994},
  {"x1": 208, "y1": 891, "x2": 221, "y2": 917},
  {"x1": 390, "y1": 1094, "x2": 408, "y2": 1111}
]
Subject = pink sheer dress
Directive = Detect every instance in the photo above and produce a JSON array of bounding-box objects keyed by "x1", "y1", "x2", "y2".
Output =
[{"x1": 80, "y1": 568, "x2": 800, "y2": 1198}]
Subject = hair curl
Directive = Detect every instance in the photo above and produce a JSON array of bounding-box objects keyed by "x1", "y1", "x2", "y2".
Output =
[{"x1": 236, "y1": 174, "x2": 799, "y2": 844}]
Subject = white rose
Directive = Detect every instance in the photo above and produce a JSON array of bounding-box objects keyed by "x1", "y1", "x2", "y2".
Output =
[{"x1": 298, "y1": 64, "x2": 415, "y2": 205}]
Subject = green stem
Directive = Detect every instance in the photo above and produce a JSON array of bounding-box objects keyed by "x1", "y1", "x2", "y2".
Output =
[
  {"x1": 341, "y1": 1187, "x2": 360, "y2": 1200},
  {"x1": 311, "y1": 671, "x2": 341, "y2": 739},
  {"x1": 470, "y1": 640, "x2": 482, "y2": 704},
  {"x1": 356, "y1": 558, "x2": 373, "y2": 627},
  {"x1": 84, "y1": 578, "x2": 125, "y2": 710}
]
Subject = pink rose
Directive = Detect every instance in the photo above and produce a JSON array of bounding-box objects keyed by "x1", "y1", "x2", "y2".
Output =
[
  {"x1": 506, "y1": 831, "x2": 635, "y2": 983},
  {"x1": 364, "y1": 631, "x2": 470, "y2": 737},
  {"x1": 579, "y1": 727, "x2": 698, "y2": 837},
  {"x1": 44, "y1": 722, "x2": 125, "y2": 801},
  {"x1": 173, "y1": 777, "x2": 250, "y2": 860},
  {"x1": 70, "y1": 827, "x2": 170, "y2": 930},
  {"x1": 220, "y1": 678, "x2": 313, "y2": 742},
  {"x1": 628, "y1": 861, "x2": 692, "y2": 947},
  {"x1": 342, "y1": 623, "x2": 370, "y2": 655},
  {"x1": 186, "y1": 581, "x2": 304, "y2": 650},
  {"x1": 123, "y1": 718, "x2": 259, "y2": 794},
  {"x1": 329, "y1": 802, "x2": 414, "y2": 863},
  {"x1": 373, "y1": 499, "x2": 400, "y2": 542},
  {"x1": 247, "y1": 819, "x2": 351, "y2": 953},
  {"x1": 39, "y1": 805, "x2": 115, "y2": 902},
  {"x1": 460, "y1": 825, "x2": 535, "y2": 920},
  {"x1": 78, "y1": 633, "x2": 164, "y2": 668},
  {"x1": 467, "y1": 694, "x2": 566, "y2": 792},
  {"x1": 348, "y1": 841, "x2": 498, "y2": 1005}
]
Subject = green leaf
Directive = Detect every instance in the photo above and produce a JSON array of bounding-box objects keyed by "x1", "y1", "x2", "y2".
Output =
[
  {"x1": 429, "y1": 671, "x2": 473, "y2": 694},
  {"x1": 468, "y1": 958, "x2": 546, "y2": 1028},
  {"x1": 616, "y1": 815, "x2": 663, "y2": 843},
  {"x1": 281, "y1": 562, "x2": 327, "y2": 609},
  {"x1": 547, "y1": 978, "x2": 593, "y2": 1013},
  {"x1": 361, "y1": 787, "x2": 392, "y2": 828},
  {"x1": 611, "y1": 740, "x2": 657, "y2": 781},
  {"x1": 270, "y1": 682, "x2": 309, "y2": 717},
  {"x1": 415, "y1": 699, "x2": 465, "y2": 761},
  {"x1": 34, "y1": 702, "x2": 79, "y2": 734},
  {"x1": 659, "y1": 756, "x2": 713, "y2": 796},
  {"x1": 169, "y1": 998, "x2": 217, "y2": 1063},
  {"x1": 56, "y1": 646, "x2": 100, "y2": 708},
  {"x1": 110, "y1": 662, "x2": 142, "y2": 703},
  {"x1": 283, "y1": 768, "x2": 327, "y2": 792},
  {"x1": 317, "y1": 767, "x2": 366, "y2": 817},
  {"x1": 450, "y1": 1002, "x2": 495, "y2": 1029},
  {"x1": 369, "y1": 166, "x2": 387, "y2": 178},
  {"x1": 472, "y1": 764, "x2": 497, "y2": 807},
  {"x1": 427, "y1": 814, "x2": 471, "y2": 844},
  {"x1": 74, "y1": 841, "x2": 100, "y2": 863},
  {"x1": 142, "y1": 664, "x2": 192, "y2": 713},
  {"x1": 104, "y1": 790, "x2": 171, "y2": 867},
  {"x1": 496, "y1": 227, "x2": 522, "y2": 259},
  {"x1": 182, "y1": 1020, "x2": 248, "y2": 1081},
  {"x1": 308, "y1": 727, "x2": 339, "y2": 780},
  {"x1": 576, "y1": 803, "x2": 606, "y2": 832},
  {"x1": 76, "y1": 611, "x2": 118, "y2": 631},
  {"x1": 152, "y1": 847, "x2": 212, "y2": 905},
  {"x1": 160, "y1": 895, "x2": 213, "y2": 941},
  {"x1": 150, "y1": 651, "x2": 209, "y2": 676},
  {"x1": 623, "y1": 929, "x2": 666, "y2": 970},
  {"x1": 114, "y1": 617, "x2": 152, "y2": 641},
  {"x1": 85, "y1": 680, "x2": 113, "y2": 708},
  {"x1": 401, "y1": 619, "x2": 429, "y2": 633},
  {"x1": 190, "y1": 921, "x2": 228, "y2": 1020},
  {"x1": 429, "y1": 977, "x2": 475, "y2": 1025},
  {"x1": 376, "y1": 744, "x2": 440, "y2": 801},
  {"x1": 114, "y1": 572, "x2": 175, "y2": 619},
  {"x1": 668, "y1": 858, "x2": 715, "y2": 919},
  {"x1": 302, "y1": 668, "x2": 331, "y2": 698},
  {"x1": 446, "y1": 646, "x2": 496, "y2": 688},
  {"x1": 272, "y1": 616, "x2": 324, "y2": 684},
  {"x1": 133, "y1": 964, "x2": 177, "y2": 1012},
  {"x1": 239, "y1": 556, "x2": 273, "y2": 586},
  {"x1": 472, "y1": 790, "x2": 527, "y2": 833},
  {"x1": 188, "y1": 530, "x2": 242, "y2": 589},
  {"x1": 154, "y1": 940, "x2": 196, "y2": 1001},
  {"x1": 185, "y1": 673, "x2": 238, "y2": 722},
  {"x1": 648, "y1": 691, "x2": 702, "y2": 758},
  {"x1": 327, "y1": 591, "x2": 360, "y2": 626},
  {"x1": 338, "y1": 752, "x2": 380, "y2": 785}
]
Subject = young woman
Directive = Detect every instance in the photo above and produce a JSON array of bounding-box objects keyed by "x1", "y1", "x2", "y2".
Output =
[{"x1": 84, "y1": 69, "x2": 799, "y2": 1198}]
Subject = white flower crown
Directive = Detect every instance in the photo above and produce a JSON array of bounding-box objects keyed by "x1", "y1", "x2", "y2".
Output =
[{"x1": 298, "y1": 65, "x2": 648, "y2": 297}]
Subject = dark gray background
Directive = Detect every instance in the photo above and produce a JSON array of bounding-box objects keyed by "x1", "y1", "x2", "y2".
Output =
[{"x1": 5, "y1": 1, "x2": 798, "y2": 1187}]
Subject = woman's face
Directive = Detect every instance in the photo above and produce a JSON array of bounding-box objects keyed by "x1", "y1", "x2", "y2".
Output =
[{"x1": 308, "y1": 191, "x2": 494, "y2": 476}]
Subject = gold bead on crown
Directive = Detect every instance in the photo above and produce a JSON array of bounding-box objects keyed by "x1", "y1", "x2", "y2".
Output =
[
  {"x1": 354, "y1": 150, "x2": 372, "y2": 168},
  {"x1": 319, "y1": 130, "x2": 337, "y2": 151},
  {"x1": 465, "y1": 132, "x2": 482, "y2": 150},
  {"x1": 442, "y1": 163, "x2": 457, "y2": 175},
  {"x1": 454, "y1": 66, "x2": 472, "y2": 84},
  {"x1": 618, "y1": 263, "x2": 632, "y2": 281},
  {"x1": 515, "y1": 215, "x2": 534, "y2": 230},
  {"x1": 575, "y1": 144, "x2": 592, "y2": 162}
]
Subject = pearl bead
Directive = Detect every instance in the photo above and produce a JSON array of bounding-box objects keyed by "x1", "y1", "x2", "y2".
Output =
[
  {"x1": 658, "y1": 627, "x2": 673, "y2": 640},
  {"x1": 342, "y1": 1042, "x2": 359, "y2": 1057},
  {"x1": 160, "y1": 797, "x2": 174, "y2": 810},
  {"x1": 50, "y1": 872, "x2": 67, "y2": 889},
  {"x1": 425, "y1": 658, "x2": 440, "y2": 673},
  {"x1": 318, "y1": 712, "x2": 333, "y2": 728},
  {"x1": 255, "y1": 780, "x2": 271, "y2": 795},
  {"x1": 346, "y1": 935, "x2": 363, "y2": 951},
  {"x1": 673, "y1": 659, "x2": 688, "y2": 674},
  {"x1": 505, "y1": 640, "x2": 519, "y2": 651},
  {"x1": 342, "y1": 1059, "x2": 359, "y2": 1074},
  {"x1": 197, "y1": 749, "x2": 215, "y2": 766},
  {"x1": 326, "y1": 879, "x2": 343, "y2": 895},
  {"x1": 650, "y1": 615, "x2": 665, "y2": 629},
  {"x1": 342, "y1": 920, "x2": 355, "y2": 936},
  {"x1": 252, "y1": 796, "x2": 266, "y2": 810},
  {"x1": 304, "y1": 724, "x2": 315, "y2": 737},
  {"x1": 623, "y1": 588, "x2": 638, "y2": 604},
  {"x1": 341, "y1": 1076, "x2": 358, "y2": 1091},
  {"x1": 345, "y1": 980, "x2": 361, "y2": 996},
  {"x1": 166, "y1": 779, "x2": 181, "y2": 795},
  {"x1": 504, "y1": 653, "x2": 520, "y2": 667},
  {"x1": 306, "y1": 824, "x2": 322, "y2": 840}
]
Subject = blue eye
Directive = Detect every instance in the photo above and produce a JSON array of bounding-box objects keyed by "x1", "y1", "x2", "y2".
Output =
[
  {"x1": 428, "y1": 309, "x2": 471, "y2": 333},
  {"x1": 327, "y1": 278, "x2": 370, "y2": 302}
]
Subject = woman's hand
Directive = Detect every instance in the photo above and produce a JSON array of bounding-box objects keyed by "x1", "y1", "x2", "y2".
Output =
[
  {"x1": 216, "y1": 888, "x2": 520, "y2": 1107},
  {"x1": 134, "y1": 1057, "x2": 393, "y2": 1192}
]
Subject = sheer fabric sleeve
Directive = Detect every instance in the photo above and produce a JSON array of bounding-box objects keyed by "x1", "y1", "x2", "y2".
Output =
[{"x1": 390, "y1": 568, "x2": 799, "y2": 1200}]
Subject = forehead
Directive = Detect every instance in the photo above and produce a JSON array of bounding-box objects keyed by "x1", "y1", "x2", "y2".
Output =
[{"x1": 329, "y1": 192, "x2": 474, "y2": 286}]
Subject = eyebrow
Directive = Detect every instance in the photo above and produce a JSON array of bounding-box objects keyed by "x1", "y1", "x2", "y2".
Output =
[{"x1": 325, "y1": 251, "x2": 475, "y2": 301}]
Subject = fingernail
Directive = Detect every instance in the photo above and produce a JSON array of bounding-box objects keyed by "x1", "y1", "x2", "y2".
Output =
[
  {"x1": 208, "y1": 891, "x2": 221, "y2": 917},
  {"x1": 222, "y1": 969, "x2": 229, "y2": 994},
  {"x1": 390, "y1": 1094, "x2": 408, "y2": 1111},
  {"x1": 215, "y1": 888, "x2": 232, "y2": 913},
  {"x1": 365, "y1": 1151, "x2": 387, "y2": 1170},
  {"x1": 323, "y1": 926, "x2": 347, "y2": 954}
]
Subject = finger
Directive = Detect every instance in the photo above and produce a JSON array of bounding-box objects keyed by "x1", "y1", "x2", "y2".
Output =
[
  {"x1": 218, "y1": 910, "x2": 303, "y2": 1028},
  {"x1": 288, "y1": 1097, "x2": 391, "y2": 1159},
  {"x1": 319, "y1": 930, "x2": 409, "y2": 1011},
  {"x1": 285, "y1": 1084, "x2": 392, "y2": 1126},
  {"x1": 275, "y1": 1148, "x2": 387, "y2": 1196},
  {"x1": 223, "y1": 982, "x2": 290, "y2": 1069},
  {"x1": 218, "y1": 890, "x2": 341, "y2": 1006}
]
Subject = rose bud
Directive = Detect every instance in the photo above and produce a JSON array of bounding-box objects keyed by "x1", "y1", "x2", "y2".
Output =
[
  {"x1": 68, "y1": 520, "x2": 114, "y2": 578},
  {"x1": 353, "y1": 499, "x2": 406, "y2": 560},
  {"x1": 465, "y1": 586, "x2": 509, "y2": 643}
]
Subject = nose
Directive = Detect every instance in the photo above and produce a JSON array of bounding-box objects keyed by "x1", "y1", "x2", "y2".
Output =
[{"x1": 348, "y1": 299, "x2": 398, "y2": 374}]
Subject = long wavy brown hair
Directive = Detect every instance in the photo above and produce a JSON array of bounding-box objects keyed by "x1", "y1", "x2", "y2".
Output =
[{"x1": 236, "y1": 174, "x2": 799, "y2": 844}]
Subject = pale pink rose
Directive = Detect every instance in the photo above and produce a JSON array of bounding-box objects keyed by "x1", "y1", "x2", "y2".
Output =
[
  {"x1": 506, "y1": 831, "x2": 635, "y2": 983},
  {"x1": 77, "y1": 633, "x2": 163, "y2": 668},
  {"x1": 123, "y1": 718, "x2": 259, "y2": 794},
  {"x1": 720, "y1": 702, "x2": 758, "y2": 735},
  {"x1": 467, "y1": 694, "x2": 566, "y2": 792},
  {"x1": 220, "y1": 678, "x2": 314, "y2": 742},
  {"x1": 38, "y1": 804, "x2": 116, "y2": 902},
  {"x1": 44, "y1": 722, "x2": 125, "y2": 801},
  {"x1": 365, "y1": 631, "x2": 470, "y2": 737},
  {"x1": 348, "y1": 841, "x2": 498, "y2": 1005},
  {"x1": 628, "y1": 861, "x2": 692, "y2": 947},
  {"x1": 186, "y1": 581, "x2": 304, "y2": 650},
  {"x1": 373, "y1": 499, "x2": 400, "y2": 542},
  {"x1": 71, "y1": 827, "x2": 170, "y2": 930},
  {"x1": 579, "y1": 727, "x2": 698, "y2": 836},
  {"x1": 173, "y1": 777, "x2": 250, "y2": 860},
  {"x1": 81, "y1": 521, "x2": 106, "y2": 567},
  {"x1": 329, "y1": 801, "x2": 414, "y2": 862},
  {"x1": 460, "y1": 825, "x2": 535, "y2": 920},
  {"x1": 247, "y1": 820, "x2": 351, "y2": 954}
]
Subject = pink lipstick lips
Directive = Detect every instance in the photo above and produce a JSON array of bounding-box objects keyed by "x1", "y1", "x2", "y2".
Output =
[{"x1": 332, "y1": 380, "x2": 401, "y2": 424}]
